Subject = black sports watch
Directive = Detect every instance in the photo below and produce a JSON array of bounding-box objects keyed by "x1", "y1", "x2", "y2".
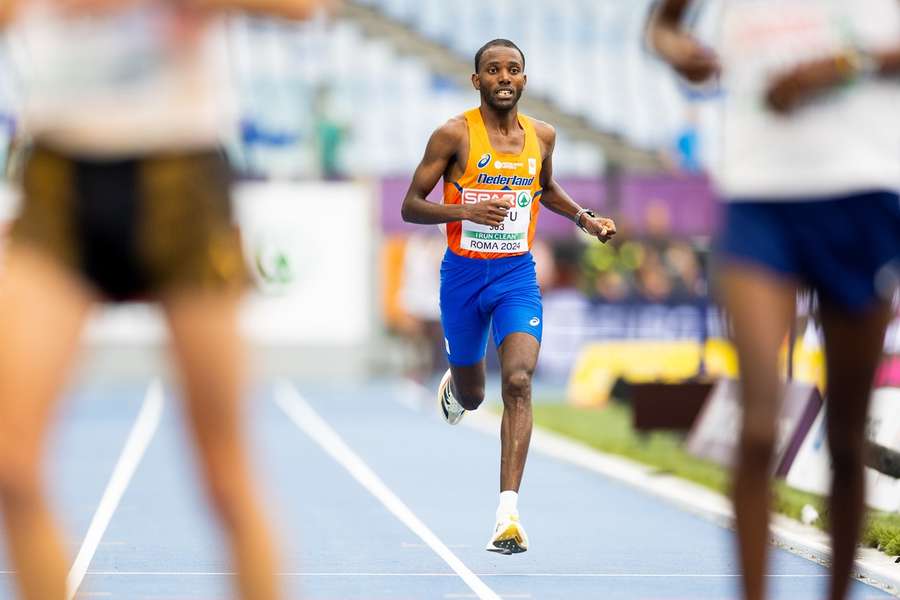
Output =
[{"x1": 574, "y1": 208, "x2": 597, "y2": 233}]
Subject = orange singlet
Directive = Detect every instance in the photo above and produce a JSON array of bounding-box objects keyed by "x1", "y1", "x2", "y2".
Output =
[{"x1": 444, "y1": 108, "x2": 543, "y2": 260}]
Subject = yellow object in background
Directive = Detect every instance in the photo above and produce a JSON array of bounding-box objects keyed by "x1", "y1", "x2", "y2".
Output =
[
  {"x1": 790, "y1": 338, "x2": 827, "y2": 391},
  {"x1": 566, "y1": 336, "x2": 825, "y2": 407},
  {"x1": 704, "y1": 338, "x2": 738, "y2": 379},
  {"x1": 567, "y1": 341, "x2": 703, "y2": 407}
]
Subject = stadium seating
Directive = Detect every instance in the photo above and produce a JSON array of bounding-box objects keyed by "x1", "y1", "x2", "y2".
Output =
[
  {"x1": 0, "y1": 2, "x2": 721, "y2": 178},
  {"x1": 229, "y1": 14, "x2": 612, "y2": 177}
]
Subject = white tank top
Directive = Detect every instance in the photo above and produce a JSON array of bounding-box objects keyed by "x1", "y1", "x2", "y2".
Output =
[
  {"x1": 8, "y1": 2, "x2": 231, "y2": 156},
  {"x1": 714, "y1": 0, "x2": 900, "y2": 200}
]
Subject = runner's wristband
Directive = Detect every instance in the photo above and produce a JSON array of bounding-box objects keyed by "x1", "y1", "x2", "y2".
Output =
[
  {"x1": 574, "y1": 208, "x2": 597, "y2": 233},
  {"x1": 839, "y1": 48, "x2": 880, "y2": 81},
  {"x1": 851, "y1": 49, "x2": 880, "y2": 78}
]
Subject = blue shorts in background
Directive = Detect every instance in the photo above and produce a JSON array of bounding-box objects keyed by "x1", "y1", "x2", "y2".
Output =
[
  {"x1": 440, "y1": 249, "x2": 543, "y2": 366},
  {"x1": 717, "y1": 190, "x2": 900, "y2": 312}
]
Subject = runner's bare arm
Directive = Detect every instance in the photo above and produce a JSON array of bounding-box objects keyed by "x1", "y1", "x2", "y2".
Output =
[
  {"x1": 0, "y1": 0, "x2": 18, "y2": 25},
  {"x1": 763, "y1": 0, "x2": 900, "y2": 113},
  {"x1": 401, "y1": 120, "x2": 510, "y2": 227},
  {"x1": 0, "y1": 0, "x2": 333, "y2": 22},
  {"x1": 647, "y1": 0, "x2": 719, "y2": 83},
  {"x1": 535, "y1": 121, "x2": 616, "y2": 243},
  {"x1": 767, "y1": 43, "x2": 900, "y2": 113},
  {"x1": 874, "y1": 47, "x2": 900, "y2": 76},
  {"x1": 183, "y1": 0, "x2": 338, "y2": 19}
]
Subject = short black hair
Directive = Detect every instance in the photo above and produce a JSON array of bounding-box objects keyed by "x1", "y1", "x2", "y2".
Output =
[{"x1": 474, "y1": 39, "x2": 525, "y2": 73}]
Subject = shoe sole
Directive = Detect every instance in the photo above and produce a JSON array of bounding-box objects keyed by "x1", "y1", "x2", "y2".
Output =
[
  {"x1": 486, "y1": 524, "x2": 528, "y2": 555},
  {"x1": 438, "y1": 371, "x2": 464, "y2": 425}
]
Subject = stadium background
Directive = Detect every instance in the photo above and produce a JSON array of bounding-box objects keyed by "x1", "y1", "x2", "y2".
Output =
[
  {"x1": 0, "y1": 1, "x2": 900, "y2": 597},
  {"x1": 0, "y1": 0, "x2": 728, "y2": 377}
]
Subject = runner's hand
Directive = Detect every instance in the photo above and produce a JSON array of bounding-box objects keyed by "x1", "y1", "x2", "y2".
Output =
[
  {"x1": 651, "y1": 27, "x2": 720, "y2": 83},
  {"x1": 464, "y1": 198, "x2": 512, "y2": 227},
  {"x1": 766, "y1": 56, "x2": 848, "y2": 114},
  {"x1": 582, "y1": 215, "x2": 617, "y2": 244}
]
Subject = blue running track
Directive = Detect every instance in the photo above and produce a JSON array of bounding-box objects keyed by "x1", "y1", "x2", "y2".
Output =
[{"x1": 0, "y1": 379, "x2": 892, "y2": 600}]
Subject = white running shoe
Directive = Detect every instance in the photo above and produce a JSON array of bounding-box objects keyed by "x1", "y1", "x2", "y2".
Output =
[
  {"x1": 437, "y1": 368, "x2": 465, "y2": 425},
  {"x1": 485, "y1": 513, "x2": 529, "y2": 555}
]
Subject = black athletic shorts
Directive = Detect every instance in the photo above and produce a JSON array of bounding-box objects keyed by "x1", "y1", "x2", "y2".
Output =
[{"x1": 9, "y1": 144, "x2": 249, "y2": 301}]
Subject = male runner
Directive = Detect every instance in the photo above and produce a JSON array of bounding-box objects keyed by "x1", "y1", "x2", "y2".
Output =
[
  {"x1": 401, "y1": 38, "x2": 616, "y2": 555},
  {"x1": 0, "y1": 2, "x2": 333, "y2": 600},
  {"x1": 648, "y1": 2, "x2": 900, "y2": 599}
]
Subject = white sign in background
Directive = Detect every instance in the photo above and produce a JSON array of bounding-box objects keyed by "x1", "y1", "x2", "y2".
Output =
[
  {"x1": 0, "y1": 181, "x2": 376, "y2": 347},
  {"x1": 786, "y1": 387, "x2": 900, "y2": 512},
  {"x1": 233, "y1": 181, "x2": 375, "y2": 345}
]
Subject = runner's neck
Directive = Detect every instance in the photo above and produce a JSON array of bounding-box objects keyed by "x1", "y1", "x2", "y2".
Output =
[{"x1": 479, "y1": 105, "x2": 520, "y2": 136}]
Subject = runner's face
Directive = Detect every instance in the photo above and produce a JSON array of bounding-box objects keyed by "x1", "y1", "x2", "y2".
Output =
[{"x1": 475, "y1": 46, "x2": 525, "y2": 111}]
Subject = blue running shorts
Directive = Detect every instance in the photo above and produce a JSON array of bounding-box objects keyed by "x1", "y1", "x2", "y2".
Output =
[
  {"x1": 439, "y1": 249, "x2": 543, "y2": 366},
  {"x1": 717, "y1": 190, "x2": 900, "y2": 312}
]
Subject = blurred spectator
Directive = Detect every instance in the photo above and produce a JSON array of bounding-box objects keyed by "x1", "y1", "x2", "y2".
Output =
[
  {"x1": 643, "y1": 197, "x2": 673, "y2": 246},
  {"x1": 634, "y1": 246, "x2": 674, "y2": 302},
  {"x1": 594, "y1": 270, "x2": 631, "y2": 303},
  {"x1": 312, "y1": 84, "x2": 347, "y2": 180},
  {"x1": 531, "y1": 238, "x2": 556, "y2": 291},
  {"x1": 549, "y1": 239, "x2": 582, "y2": 290},
  {"x1": 666, "y1": 240, "x2": 706, "y2": 299},
  {"x1": 577, "y1": 235, "x2": 710, "y2": 304},
  {"x1": 673, "y1": 103, "x2": 704, "y2": 173},
  {"x1": 399, "y1": 231, "x2": 446, "y2": 379}
]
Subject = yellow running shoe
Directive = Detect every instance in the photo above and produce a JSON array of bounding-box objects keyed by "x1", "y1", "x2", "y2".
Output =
[{"x1": 485, "y1": 513, "x2": 529, "y2": 555}]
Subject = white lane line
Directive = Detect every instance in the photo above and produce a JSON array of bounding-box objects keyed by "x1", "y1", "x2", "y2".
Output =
[
  {"x1": 273, "y1": 381, "x2": 502, "y2": 600},
  {"x1": 66, "y1": 379, "x2": 165, "y2": 600},
  {"x1": 445, "y1": 595, "x2": 531, "y2": 599},
  {"x1": 446, "y1": 595, "x2": 531, "y2": 599},
  {"x1": 70, "y1": 571, "x2": 830, "y2": 578}
]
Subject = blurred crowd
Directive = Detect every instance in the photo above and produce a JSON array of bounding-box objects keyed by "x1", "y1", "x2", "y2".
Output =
[
  {"x1": 383, "y1": 228, "x2": 712, "y2": 380},
  {"x1": 553, "y1": 236, "x2": 708, "y2": 305},
  {"x1": 544, "y1": 197, "x2": 711, "y2": 304}
]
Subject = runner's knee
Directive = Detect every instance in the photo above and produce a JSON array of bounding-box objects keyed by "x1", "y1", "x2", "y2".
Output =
[
  {"x1": 455, "y1": 384, "x2": 485, "y2": 411},
  {"x1": 738, "y1": 427, "x2": 776, "y2": 468},
  {"x1": 502, "y1": 369, "x2": 532, "y2": 405},
  {"x1": 0, "y1": 445, "x2": 41, "y2": 509},
  {"x1": 200, "y1": 462, "x2": 248, "y2": 528}
]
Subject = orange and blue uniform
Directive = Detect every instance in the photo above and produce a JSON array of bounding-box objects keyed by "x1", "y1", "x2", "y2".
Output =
[
  {"x1": 439, "y1": 108, "x2": 544, "y2": 365},
  {"x1": 444, "y1": 108, "x2": 543, "y2": 259}
]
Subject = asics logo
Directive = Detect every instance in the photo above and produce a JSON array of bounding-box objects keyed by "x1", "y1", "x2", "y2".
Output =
[{"x1": 477, "y1": 153, "x2": 492, "y2": 169}]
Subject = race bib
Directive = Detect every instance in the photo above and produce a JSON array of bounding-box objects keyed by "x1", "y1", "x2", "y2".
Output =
[{"x1": 460, "y1": 188, "x2": 533, "y2": 254}]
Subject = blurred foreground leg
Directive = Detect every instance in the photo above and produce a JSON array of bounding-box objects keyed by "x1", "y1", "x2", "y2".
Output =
[
  {"x1": 720, "y1": 265, "x2": 797, "y2": 600},
  {"x1": 164, "y1": 291, "x2": 281, "y2": 600},
  {"x1": 820, "y1": 300, "x2": 892, "y2": 600},
  {"x1": 0, "y1": 246, "x2": 93, "y2": 600}
]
